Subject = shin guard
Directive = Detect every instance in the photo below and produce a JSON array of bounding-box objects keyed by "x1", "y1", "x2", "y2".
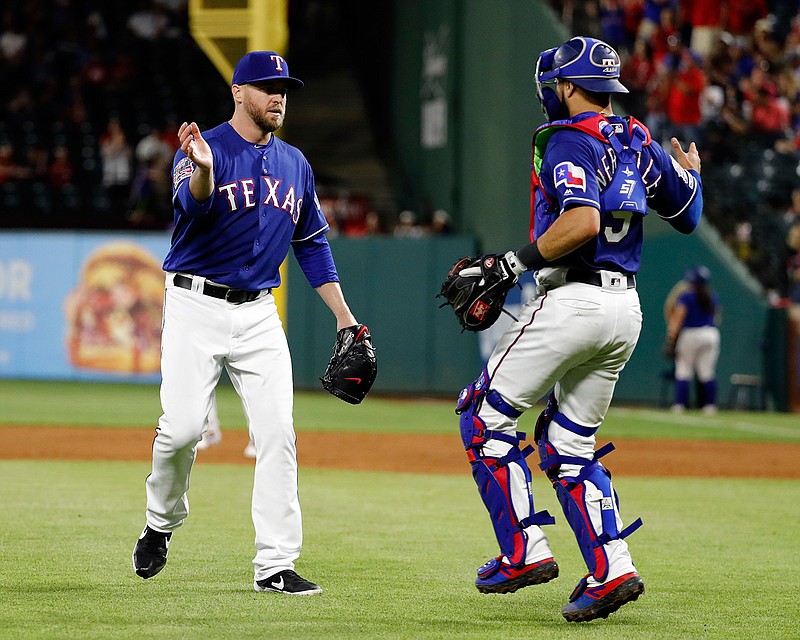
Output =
[
  {"x1": 537, "y1": 411, "x2": 642, "y2": 581},
  {"x1": 456, "y1": 371, "x2": 555, "y2": 566}
]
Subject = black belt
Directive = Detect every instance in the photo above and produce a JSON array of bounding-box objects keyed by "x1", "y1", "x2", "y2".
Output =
[
  {"x1": 173, "y1": 274, "x2": 269, "y2": 304},
  {"x1": 565, "y1": 269, "x2": 636, "y2": 289}
]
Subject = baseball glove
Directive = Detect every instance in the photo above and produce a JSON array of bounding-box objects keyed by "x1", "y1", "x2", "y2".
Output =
[
  {"x1": 438, "y1": 252, "x2": 523, "y2": 332},
  {"x1": 321, "y1": 324, "x2": 377, "y2": 404}
]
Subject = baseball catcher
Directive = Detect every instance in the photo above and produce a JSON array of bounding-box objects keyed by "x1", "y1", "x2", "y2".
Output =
[
  {"x1": 321, "y1": 324, "x2": 377, "y2": 404},
  {"x1": 447, "y1": 34, "x2": 704, "y2": 623},
  {"x1": 438, "y1": 252, "x2": 527, "y2": 331}
]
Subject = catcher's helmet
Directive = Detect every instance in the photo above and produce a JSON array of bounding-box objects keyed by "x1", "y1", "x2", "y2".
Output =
[{"x1": 536, "y1": 36, "x2": 628, "y2": 120}]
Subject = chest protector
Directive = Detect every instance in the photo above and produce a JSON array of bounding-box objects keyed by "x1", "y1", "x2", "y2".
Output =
[
  {"x1": 598, "y1": 121, "x2": 647, "y2": 215},
  {"x1": 530, "y1": 115, "x2": 650, "y2": 240}
]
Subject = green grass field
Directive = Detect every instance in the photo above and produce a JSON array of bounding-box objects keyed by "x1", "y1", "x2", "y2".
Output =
[
  {"x1": 2, "y1": 380, "x2": 800, "y2": 639},
  {"x1": 2, "y1": 379, "x2": 800, "y2": 442}
]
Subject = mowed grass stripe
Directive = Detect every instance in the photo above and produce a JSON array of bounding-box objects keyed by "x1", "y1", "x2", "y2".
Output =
[{"x1": 1, "y1": 379, "x2": 799, "y2": 443}]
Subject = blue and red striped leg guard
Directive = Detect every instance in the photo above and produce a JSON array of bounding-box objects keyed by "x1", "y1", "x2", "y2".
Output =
[
  {"x1": 456, "y1": 370, "x2": 555, "y2": 567},
  {"x1": 536, "y1": 408, "x2": 642, "y2": 582}
]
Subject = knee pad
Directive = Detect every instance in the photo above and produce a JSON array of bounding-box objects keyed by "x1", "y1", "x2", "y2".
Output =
[
  {"x1": 536, "y1": 407, "x2": 601, "y2": 479},
  {"x1": 456, "y1": 371, "x2": 555, "y2": 566}
]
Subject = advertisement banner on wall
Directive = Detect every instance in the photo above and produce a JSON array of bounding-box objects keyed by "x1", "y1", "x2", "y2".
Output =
[{"x1": 0, "y1": 231, "x2": 171, "y2": 382}]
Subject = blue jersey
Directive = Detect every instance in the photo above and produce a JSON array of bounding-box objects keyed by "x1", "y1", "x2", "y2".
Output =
[
  {"x1": 164, "y1": 121, "x2": 336, "y2": 290},
  {"x1": 531, "y1": 113, "x2": 702, "y2": 274},
  {"x1": 677, "y1": 289, "x2": 718, "y2": 328}
]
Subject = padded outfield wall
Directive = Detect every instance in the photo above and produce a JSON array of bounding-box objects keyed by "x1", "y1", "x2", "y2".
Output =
[
  {"x1": 0, "y1": 231, "x2": 787, "y2": 408},
  {"x1": 288, "y1": 232, "x2": 785, "y2": 410}
]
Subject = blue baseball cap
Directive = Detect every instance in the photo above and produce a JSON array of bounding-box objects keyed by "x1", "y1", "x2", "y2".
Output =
[
  {"x1": 684, "y1": 265, "x2": 711, "y2": 285},
  {"x1": 231, "y1": 51, "x2": 304, "y2": 88}
]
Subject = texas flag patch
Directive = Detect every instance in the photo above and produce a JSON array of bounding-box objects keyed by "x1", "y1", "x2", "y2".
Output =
[{"x1": 554, "y1": 161, "x2": 586, "y2": 191}]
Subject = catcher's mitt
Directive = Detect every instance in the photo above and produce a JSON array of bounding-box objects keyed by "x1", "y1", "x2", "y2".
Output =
[
  {"x1": 438, "y1": 253, "x2": 522, "y2": 332},
  {"x1": 321, "y1": 324, "x2": 377, "y2": 404}
]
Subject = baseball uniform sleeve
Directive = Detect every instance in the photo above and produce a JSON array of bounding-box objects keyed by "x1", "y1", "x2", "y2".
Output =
[
  {"x1": 171, "y1": 150, "x2": 215, "y2": 217},
  {"x1": 646, "y1": 141, "x2": 703, "y2": 234},
  {"x1": 293, "y1": 233, "x2": 339, "y2": 287},
  {"x1": 291, "y1": 167, "x2": 337, "y2": 287},
  {"x1": 541, "y1": 131, "x2": 601, "y2": 213}
]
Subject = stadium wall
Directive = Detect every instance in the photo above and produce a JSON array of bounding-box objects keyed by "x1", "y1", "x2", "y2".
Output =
[{"x1": 0, "y1": 231, "x2": 788, "y2": 408}]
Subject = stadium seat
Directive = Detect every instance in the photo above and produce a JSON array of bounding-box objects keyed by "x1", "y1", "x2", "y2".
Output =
[{"x1": 728, "y1": 374, "x2": 763, "y2": 410}]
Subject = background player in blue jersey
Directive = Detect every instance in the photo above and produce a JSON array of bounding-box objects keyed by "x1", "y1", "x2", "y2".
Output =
[
  {"x1": 133, "y1": 51, "x2": 365, "y2": 595},
  {"x1": 452, "y1": 37, "x2": 703, "y2": 621},
  {"x1": 666, "y1": 265, "x2": 721, "y2": 414}
]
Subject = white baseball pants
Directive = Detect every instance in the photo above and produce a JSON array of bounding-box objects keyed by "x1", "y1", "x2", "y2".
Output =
[
  {"x1": 478, "y1": 272, "x2": 643, "y2": 582},
  {"x1": 674, "y1": 326, "x2": 720, "y2": 383},
  {"x1": 145, "y1": 275, "x2": 301, "y2": 581}
]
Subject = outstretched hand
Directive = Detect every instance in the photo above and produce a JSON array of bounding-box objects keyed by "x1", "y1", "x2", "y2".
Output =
[
  {"x1": 178, "y1": 122, "x2": 213, "y2": 171},
  {"x1": 671, "y1": 137, "x2": 701, "y2": 175}
]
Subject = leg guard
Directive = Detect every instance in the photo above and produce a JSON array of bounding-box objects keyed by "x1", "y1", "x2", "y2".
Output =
[
  {"x1": 456, "y1": 371, "x2": 555, "y2": 567},
  {"x1": 537, "y1": 410, "x2": 642, "y2": 582}
]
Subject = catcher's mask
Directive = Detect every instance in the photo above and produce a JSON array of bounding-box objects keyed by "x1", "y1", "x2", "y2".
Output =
[{"x1": 535, "y1": 36, "x2": 629, "y2": 121}]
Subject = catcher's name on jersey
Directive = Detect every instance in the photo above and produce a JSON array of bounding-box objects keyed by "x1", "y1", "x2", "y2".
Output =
[
  {"x1": 532, "y1": 113, "x2": 701, "y2": 275},
  {"x1": 165, "y1": 122, "x2": 331, "y2": 291}
]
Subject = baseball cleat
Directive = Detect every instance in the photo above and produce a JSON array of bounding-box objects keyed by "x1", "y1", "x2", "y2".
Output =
[
  {"x1": 254, "y1": 570, "x2": 323, "y2": 595},
  {"x1": 562, "y1": 572, "x2": 644, "y2": 622},
  {"x1": 475, "y1": 555, "x2": 559, "y2": 594},
  {"x1": 132, "y1": 526, "x2": 172, "y2": 579}
]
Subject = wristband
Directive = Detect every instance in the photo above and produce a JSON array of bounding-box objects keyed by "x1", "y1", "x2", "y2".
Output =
[{"x1": 516, "y1": 241, "x2": 550, "y2": 270}]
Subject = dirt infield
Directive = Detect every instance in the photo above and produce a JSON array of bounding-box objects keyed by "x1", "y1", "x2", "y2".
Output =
[{"x1": 2, "y1": 425, "x2": 799, "y2": 478}]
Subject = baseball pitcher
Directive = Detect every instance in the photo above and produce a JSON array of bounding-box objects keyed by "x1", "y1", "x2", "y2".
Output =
[{"x1": 133, "y1": 51, "x2": 376, "y2": 595}]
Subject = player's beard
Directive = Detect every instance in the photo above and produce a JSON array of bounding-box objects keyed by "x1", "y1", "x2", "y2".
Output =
[{"x1": 245, "y1": 100, "x2": 284, "y2": 135}]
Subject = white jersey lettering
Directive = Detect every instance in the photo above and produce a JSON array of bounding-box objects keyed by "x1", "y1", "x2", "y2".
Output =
[
  {"x1": 262, "y1": 177, "x2": 282, "y2": 207},
  {"x1": 218, "y1": 182, "x2": 238, "y2": 210},
  {"x1": 281, "y1": 185, "x2": 297, "y2": 217},
  {"x1": 241, "y1": 179, "x2": 256, "y2": 208}
]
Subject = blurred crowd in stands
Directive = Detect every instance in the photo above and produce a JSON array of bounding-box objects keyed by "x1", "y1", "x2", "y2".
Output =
[
  {"x1": 548, "y1": 0, "x2": 800, "y2": 304},
  {"x1": 0, "y1": 0, "x2": 447, "y2": 239},
  {"x1": 1, "y1": 1, "x2": 800, "y2": 302},
  {"x1": 0, "y1": 0, "x2": 223, "y2": 231},
  {"x1": 318, "y1": 190, "x2": 454, "y2": 238}
]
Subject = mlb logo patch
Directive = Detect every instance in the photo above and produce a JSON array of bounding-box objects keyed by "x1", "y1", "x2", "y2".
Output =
[{"x1": 554, "y1": 161, "x2": 586, "y2": 191}]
